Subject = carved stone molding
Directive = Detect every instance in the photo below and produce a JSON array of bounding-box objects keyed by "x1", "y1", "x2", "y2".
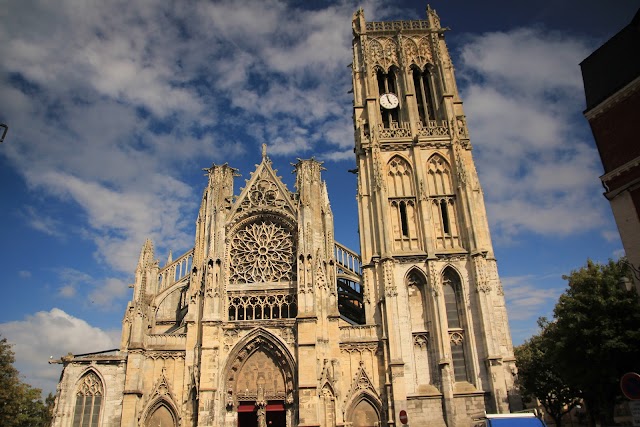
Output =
[
  {"x1": 145, "y1": 352, "x2": 186, "y2": 360},
  {"x1": 367, "y1": 37, "x2": 399, "y2": 70},
  {"x1": 339, "y1": 342, "x2": 380, "y2": 354},
  {"x1": 473, "y1": 255, "x2": 490, "y2": 293},
  {"x1": 401, "y1": 35, "x2": 433, "y2": 67},
  {"x1": 435, "y1": 254, "x2": 468, "y2": 262},
  {"x1": 449, "y1": 331, "x2": 464, "y2": 345},
  {"x1": 382, "y1": 259, "x2": 397, "y2": 297},
  {"x1": 428, "y1": 262, "x2": 441, "y2": 296},
  {"x1": 413, "y1": 332, "x2": 429, "y2": 348},
  {"x1": 344, "y1": 361, "x2": 380, "y2": 406}
]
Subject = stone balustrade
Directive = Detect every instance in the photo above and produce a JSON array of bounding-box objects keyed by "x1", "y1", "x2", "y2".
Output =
[
  {"x1": 339, "y1": 325, "x2": 379, "y2": 342},
  {"x1": 144, "y1": 333, "x2": 187, "y2": 349}
]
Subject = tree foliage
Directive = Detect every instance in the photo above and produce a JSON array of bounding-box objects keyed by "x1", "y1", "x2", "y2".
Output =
[
  {"x1": 0, "y1": 336, "x2": 54, "y2": 427},
  {"x1": 515, "y1": 318, "x2": 581, "y2": 427},
  {"x1": 518, "y1": 259, "x2": 640, "y2": 427},
  {"x1": 552, "y1": 259, "x2": 640, "y2": 426}
]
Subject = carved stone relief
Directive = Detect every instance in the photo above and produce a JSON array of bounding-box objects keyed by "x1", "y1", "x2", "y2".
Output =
[
  {"x1": 402, "y1": 36, "x2": 433, "y2": 67},
  {"x1": 368, "y1": 37, "x2": 398, "y2": 70}
]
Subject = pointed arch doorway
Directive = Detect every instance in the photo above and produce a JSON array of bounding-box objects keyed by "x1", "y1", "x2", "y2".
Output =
[{"x1": 226, "y1": 332, "x2": 295, "y2": 427}]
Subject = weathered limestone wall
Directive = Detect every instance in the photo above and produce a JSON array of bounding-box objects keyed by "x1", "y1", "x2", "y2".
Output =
[{"x1": 52, "y1": 359, "x2": 126, "y2": 427}]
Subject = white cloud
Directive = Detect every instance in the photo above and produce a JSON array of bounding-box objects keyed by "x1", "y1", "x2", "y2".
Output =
[
  {"x1": 458, "y1": 28, "x2": 608, "y2": 240},
  {"x1": 459, "y1": 28, "x2": 589, "y2": 95},
  {"x1": 602, "y1": 229, "x2": 622, "y2": 243},
  {"x1": 612, "y1": 248, "x2": 626, "y2": 259},
  {"x1": 58, "y1": 285, "x2": 76, "y2": 298},
  {"x1": 1, "y1": 0, "x2": 371, "y2": 278},
  {"x1": 88, "y1": 278, "x2": 129, "y2": 308},
  {"x1": 0, "y1": 309, "x2": 119, "y2": 395},
  {"x1": 22, "y1": 206, "x2": 66, "y2": 238},
  {"x1": 502, "y1": 275, "x2": 562, "y2": 321},
  {"x1": 53, "y1": 268, "x2": 130, "y2": 310}
]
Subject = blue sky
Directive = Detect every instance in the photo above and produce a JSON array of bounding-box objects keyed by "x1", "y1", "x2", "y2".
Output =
[{"x1": 0, "y1": 0, "x2": 637, "y2": 395}]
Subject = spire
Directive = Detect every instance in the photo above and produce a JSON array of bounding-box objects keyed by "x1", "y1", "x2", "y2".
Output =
[
  {"x1": 426, "y1": 4, "x2": 442, "y2": 29},
  {"x1": 137, "y1": 238, "x2": 154, "y2": 270},
  {"x1": 262, "y1": 143, "x2": 267, "y2": 159}
]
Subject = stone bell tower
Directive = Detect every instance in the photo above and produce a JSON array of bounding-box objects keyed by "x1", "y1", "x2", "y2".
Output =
[{"x1": 351, "y1": 6, "x2": 519, "y2": 426}]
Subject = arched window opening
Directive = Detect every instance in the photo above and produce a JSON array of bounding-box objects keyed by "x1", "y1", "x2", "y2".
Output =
[
  {"x1": 376, "y1": 68, "x2": 399, "y2": 127},
  {"x1": 427, "y1": 155, "x2": 461, "y2": 250},
  {"x1": 443, "y1": 269, "x2": 470, "y2": 382},
  {"x1": 387, "y1": 156, "x2": 420, "y2": 252},
  {"x1": 443, "y1": 275, "x2": 461, "y2": 329},
  {"x1": 413, "y1": 67, "x2": 437, "y2": 124},
  {"x1": 407, "y1": 270, "x2": 427, "y2": 330},
  {"x1": 321, "y1": 385, "x2": 337, "y2": 427},
  {"x1": 390, "y1": 199, "x2": 420, "y2": 252},
  {"x1": 337, "y1": 276, "x2": 365, "y2": 325},
  {"x1": 351, "y1": 399, "x2": 380, "y2": 427},
  {"x1": 73, "y1": 372, "x2": 103, "y2": 427},
  {"x1": 450, "y1": 332, "x2": 468, "y2": 382},
  {"x1": 387, "y1": 156, "x2": 414, "y2": 198},
  {"x1": 427, "y1": 154, "x2": 453, "y2": 196},
  {"x1": 145, "y1": 403, "x2": 177, "y2": 427}
]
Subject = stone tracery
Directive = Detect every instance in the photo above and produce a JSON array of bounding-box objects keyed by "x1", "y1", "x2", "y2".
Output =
[{"x1": 229, "y1": 220, "x2": 295, "y2": 284}]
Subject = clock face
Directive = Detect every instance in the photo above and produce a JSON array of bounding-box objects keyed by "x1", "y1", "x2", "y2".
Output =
[{"x1": 380, "y1": 93, "x2": 399, "y2": 109}]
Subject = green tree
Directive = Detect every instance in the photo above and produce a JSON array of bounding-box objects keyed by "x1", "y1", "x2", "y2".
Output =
[
  {"x1": 515, "y1": 318, "x2": 581, "y2": 427},
  {"x1": 0, "y1": 336, "x2": 52, "y2": 427},
  {"x1": 552, "y1": 259, "x2": 640, "y2": 426}
]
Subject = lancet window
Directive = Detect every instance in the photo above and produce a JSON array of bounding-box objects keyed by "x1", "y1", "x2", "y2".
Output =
[
  {"x1": 387, "y1": 156, "x2": 420, "y2": 251},
  {"x1": 407, "y1": 270, "x2": 433, "y2": 387},
  {"x1": 376, "y1": 67, "x2": 400, "y2": 127},
  {"x1": 72, "y1": 372, "x2": 103, "y2": 427},
  {"x1": 321, "y1": 385, "x2": 337, "y2": 427},
  {"x1": 426, "y1": 154, "x2": 461, "y2": 249},
  {"x1": 442, "y1": 268, "x2": 470, "y2": 382},
  {"x1": 412, "y1": 66, "x2": 438, "y2": 125}
]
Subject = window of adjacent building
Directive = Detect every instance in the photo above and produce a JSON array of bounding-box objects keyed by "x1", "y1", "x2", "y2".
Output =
[
  {"x1": 73, "y1": 372, "x2": 103, "y2": 427},
  {"x1": 442, "y1": 268, "x2": 469, "y2": 382}
]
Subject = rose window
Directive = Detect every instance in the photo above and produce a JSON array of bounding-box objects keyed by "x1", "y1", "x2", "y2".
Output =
[{"x1": 230, "y1": 221, "x2": 295, "y2": 284}]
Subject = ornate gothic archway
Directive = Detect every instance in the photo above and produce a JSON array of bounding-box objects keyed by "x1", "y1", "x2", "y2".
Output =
[{"x1": 224, "y1": 329, "x2": 296, "y2": 427}]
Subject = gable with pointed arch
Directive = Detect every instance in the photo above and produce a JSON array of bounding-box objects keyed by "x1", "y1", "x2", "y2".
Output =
[
  {"x1": 138, "y1": 369, "x2": 181, "y2": 427},
  {"x1": 224, "y1": 328, "x2": 296, "y2": 409},
  {"x1": 143, "y1": 400, "x2": 178, "y2": 427}
]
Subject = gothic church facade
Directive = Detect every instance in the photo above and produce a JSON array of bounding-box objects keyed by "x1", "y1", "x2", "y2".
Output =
[{"x1": 51, "y1": 7, "x2": 519, "y2": 427}]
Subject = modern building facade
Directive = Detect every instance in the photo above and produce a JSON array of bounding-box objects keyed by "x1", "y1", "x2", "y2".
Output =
[
  {"x1": 581, "y1": 9, "x2": 640, "y2": 292},
  {"x1": 51, "y1": 6, "x2": 519, "y2": 427}
]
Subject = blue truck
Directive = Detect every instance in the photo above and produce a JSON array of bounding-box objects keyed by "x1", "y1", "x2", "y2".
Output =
[{"x1": 473, "y1": 412, "x2": 547, "y2": 427}]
